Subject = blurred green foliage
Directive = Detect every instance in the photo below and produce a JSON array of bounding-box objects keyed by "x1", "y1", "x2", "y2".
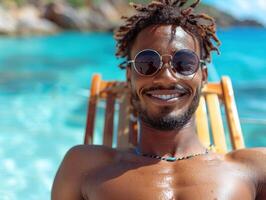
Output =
[
  {"x1": 2, "y1": 0, "x2": 86, "y2": 7},
  {"x1": 67, "y1": 0, "x2": 85, "y2": 7},
  {"x1": 126, "y1": 0, "x2": 150, "y2": 3},
  {"x1": 3, "y1": 0, "x2": 205, "y2": 8},
  {"x1": 11, "y1": 0, "x2": 26, "y2": 6}
]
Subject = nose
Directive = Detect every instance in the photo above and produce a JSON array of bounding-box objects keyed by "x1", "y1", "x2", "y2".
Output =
[{"x1": 153, "y1": 61, "x2": 177, "y2": 85}]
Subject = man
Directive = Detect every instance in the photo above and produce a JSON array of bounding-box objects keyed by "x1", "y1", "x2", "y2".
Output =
[{"x1": 52, "y1": 0, "x2": 266, "y2": 199}]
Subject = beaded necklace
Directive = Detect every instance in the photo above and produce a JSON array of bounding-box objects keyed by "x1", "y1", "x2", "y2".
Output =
[{"x1": 134, "y1": 148, "x2": 209, "y2": 162}]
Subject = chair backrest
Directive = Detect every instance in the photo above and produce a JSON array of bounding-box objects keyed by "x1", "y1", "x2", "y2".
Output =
[{"x1": 84, "y1": 73, "x2": 245, "y2": 153}]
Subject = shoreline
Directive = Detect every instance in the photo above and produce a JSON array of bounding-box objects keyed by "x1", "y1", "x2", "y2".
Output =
[{"x1": 1, "y1": 26, "x2": 266, "y2": 39}]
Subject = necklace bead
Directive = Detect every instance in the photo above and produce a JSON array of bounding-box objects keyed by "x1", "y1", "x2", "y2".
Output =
[{"x1": 135, "y1": 148, "x2": 209, "y2": 162}]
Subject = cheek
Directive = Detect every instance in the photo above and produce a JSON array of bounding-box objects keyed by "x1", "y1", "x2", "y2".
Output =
[
  {"x1": 130, "y1": 73, "x2": 149, "y2": 96},
  {"x1": 190, "y1": 71, "x2": 203, "y2": 90}
]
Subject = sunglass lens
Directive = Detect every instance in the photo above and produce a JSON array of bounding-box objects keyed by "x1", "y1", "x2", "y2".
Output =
[
  {"x1": 172, "y1": 50, "x2": 199, "y2": 76},
  {"x1": 134, "y1": 50, "x2": 160, "y2": 75}
]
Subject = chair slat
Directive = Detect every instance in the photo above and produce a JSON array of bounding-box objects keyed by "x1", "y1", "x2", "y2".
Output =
[
  {"x1": 129, "y1": 117, "x2": 138, "y2": 146},
  {"x1": 103, "y1": 93, "x2": 116, "y2": 147},
  {"x1": 85, "y1": 74, "x2": 245, "y2": 153},
  {"x1": 84, "y1": 74, "x2": 101, "y2": 144},
  {"x1": 195, "y1": 96, "x2": 210, "y2": 147},
  {"x1": 202, "y1": 83, "x2": 223, "y2": 97},
  {"x1": 221, "y1": 77, "x2": 245, "y2": 149},
  {"x1": 117, "y1": 95, "x2": 131, "y2": 148},
  {"x1": 206, "y1": 94, "x2": 227, "y2": 153}
]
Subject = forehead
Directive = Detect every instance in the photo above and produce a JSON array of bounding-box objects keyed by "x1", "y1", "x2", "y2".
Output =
[{"x1": 130, "y1": 25, "x2": 200, "y2": 57}]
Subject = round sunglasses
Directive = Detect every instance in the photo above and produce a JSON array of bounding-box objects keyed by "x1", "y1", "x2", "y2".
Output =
[{"x1": 128, "y1": 49, "x2": 206, "y2": 80}]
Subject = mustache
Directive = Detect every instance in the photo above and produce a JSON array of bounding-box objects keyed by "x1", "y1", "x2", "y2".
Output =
[{"x1": 142, "y1": 84, "x2": 191, "y2": 94}]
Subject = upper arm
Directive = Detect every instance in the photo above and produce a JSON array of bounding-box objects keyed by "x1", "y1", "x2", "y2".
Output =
[
  {"x1": 229, "y1": 148, "x2": 266, "y2": 199},
  {"x1": 51, "y1": 145, "x2": 86, "y2": 200},
  {"x1": 252, "y1": 148, "x2": 266, "y2": 200}
]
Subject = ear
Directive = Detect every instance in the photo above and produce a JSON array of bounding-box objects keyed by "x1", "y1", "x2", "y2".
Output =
[
  {"x1": 201, "y1": 66, "x2": 208, "y2": 86},
  {"x1": 126, "y1": 65, "x2": 132, "y2": 88}
]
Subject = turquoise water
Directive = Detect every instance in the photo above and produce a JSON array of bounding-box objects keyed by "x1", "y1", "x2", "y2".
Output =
[{"x1": 0, "y1": 28, "x2": 266, "y2": 199}]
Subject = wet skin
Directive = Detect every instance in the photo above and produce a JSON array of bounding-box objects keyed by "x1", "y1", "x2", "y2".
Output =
[{"x1": 52, "y1": 25, "x2": 266, "y2": 200}]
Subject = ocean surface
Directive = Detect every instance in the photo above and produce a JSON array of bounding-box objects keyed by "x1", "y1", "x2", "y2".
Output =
[{"x1": 0, "y1": 27, "x2": 266, "y2": 199}]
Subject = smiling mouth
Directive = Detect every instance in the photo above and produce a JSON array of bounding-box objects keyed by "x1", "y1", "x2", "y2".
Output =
[
  {"x1": 147, "y1": 93, "x2": 185, "y2": 101},
  {"x1": 144, "y1": 87, "x2": 189, "y2": 102},
  {"x1": 142, "y1": 84, "x2": 191, "y2": 104}
]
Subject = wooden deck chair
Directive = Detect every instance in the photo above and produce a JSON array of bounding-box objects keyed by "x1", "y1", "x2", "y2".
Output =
[{"x1": 84, "y1": 73, "x2": 245, "y2": 154}]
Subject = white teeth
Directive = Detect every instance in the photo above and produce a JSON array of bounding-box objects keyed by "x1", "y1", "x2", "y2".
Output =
[{"x1": 152, "y1": 94, "x2": 180, "y2": 100}]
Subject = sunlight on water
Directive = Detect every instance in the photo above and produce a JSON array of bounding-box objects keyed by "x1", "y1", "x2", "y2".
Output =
[{"x1": 0, "y1": 29, "x2": 266, "y2": 199}]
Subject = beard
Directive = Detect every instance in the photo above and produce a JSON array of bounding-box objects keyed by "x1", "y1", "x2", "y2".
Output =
[{"x1": 131, "y1": 86, "x2": 201, "y2": 131}]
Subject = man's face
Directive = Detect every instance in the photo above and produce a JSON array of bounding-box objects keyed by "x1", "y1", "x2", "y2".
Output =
[{"x1": 127, "y1": 25, "x2": 207, "y2": 131}]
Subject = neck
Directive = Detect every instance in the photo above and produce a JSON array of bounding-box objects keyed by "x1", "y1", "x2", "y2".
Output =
[{"x1": 137, "y1": 117, "x2": 205, "y2": 158}]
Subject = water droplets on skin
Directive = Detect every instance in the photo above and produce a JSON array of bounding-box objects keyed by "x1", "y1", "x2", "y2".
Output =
[{"x1": 159, "y1": 189, "x2": 175, "y2": 200}]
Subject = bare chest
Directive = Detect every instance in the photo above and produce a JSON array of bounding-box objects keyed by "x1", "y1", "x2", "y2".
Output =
[{"x1": 82, "y1": 161, "x2": 255, "y2": 200}]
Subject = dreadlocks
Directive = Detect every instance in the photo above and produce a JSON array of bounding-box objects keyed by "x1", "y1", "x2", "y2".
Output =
[{"x1": 114, "y1": 0, "x2": 220, "y2": 69}]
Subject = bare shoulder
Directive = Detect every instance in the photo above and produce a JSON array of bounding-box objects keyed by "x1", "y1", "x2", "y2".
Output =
[
  {"x1": 56, "y1": 144, "x2": 117, "y2": 177},
  {"x1": 226, "y1": 148, "x2": 266, "y2": 170},
  {"x1": 226, "y1": 148, "x2": 266, "y2": 200},
  {"x1": 52, "y1": 145, "x2": 117, "y2": 200},
  {"x1": 63, "y1": 144, "x2": 117, "y2": 167}
]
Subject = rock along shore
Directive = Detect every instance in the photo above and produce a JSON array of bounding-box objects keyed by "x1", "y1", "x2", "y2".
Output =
[{"x1": 0, "y1": 0, "x2": 264, "y2": 36}]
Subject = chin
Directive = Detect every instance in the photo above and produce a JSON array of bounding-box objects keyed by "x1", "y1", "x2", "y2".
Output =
[{"x1": 140, "y1": 108, "x2": 194, "y2": 131}]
